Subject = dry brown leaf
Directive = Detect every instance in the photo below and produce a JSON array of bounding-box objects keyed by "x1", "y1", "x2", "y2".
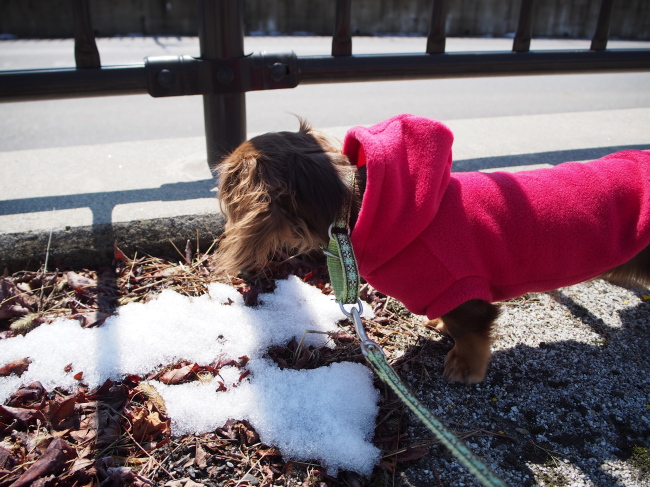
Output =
[
  {"x1": 130, "y1": 406, "x2": 170, "y2": 442},
  {"x1": 159, "y1": 364, "x2": 199, "y2": 385},
  {"x1": 69, "y1": 427, "x2": 97, "y2": 444},
  {"x1": 114, "y1": 242, "x2": 129, "y2": 262},
  {"x1": 95, "y1": 409, "x2": 122, "y2": 448},
  {"x1": 0, "y1": 405, "x2": 46, "y2": 429},
  {"x1": 1, "y1": 305, "x2": 30, "y2": 321},
  {"x1": 0, "y1": 441, "x2": 16, "y2": 471},
  {"x1": 0, "y1": 357, "x2": 31, "y2": 377},
  {"x1": 217, "y1": 419, "x2": 260, "y2": 446},
  {"x1": 135, "y1": 382, "x2": 167, "y2": 416},
  {"x1": 8, "y1": 437, "x2": 76, "y2": 487},
  {"x1": 47, "y1": 395, "x2": 77, "y2": 426},
  {"x1": 66, "y1": 271, "x2": 97, "y2": 291},
  {"x1": 210, "y1": 353, "x2": 237, "y2": 370},
  {"x1": 195, "y1": 440, "x2": 208, "y2": 468},
  {"x1": 69, "y1": 311, "x2": 111, "y2": 328},
  {"x1": 184, "y1": 480, "x2": 206, "y2": 487},
  {"x1": 68, "y1": 457, "x2": 94, "y2": 475},
  {"x1": 5, "y1": 382, "x2": 45, "y2": 408}
]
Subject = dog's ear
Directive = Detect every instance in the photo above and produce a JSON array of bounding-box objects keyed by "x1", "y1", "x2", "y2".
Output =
[
  {"x1": 215, "y1": 141, "x2": 323, "y2": 274},
  {"x1": 214, "y1": 124, "x2": 355, "y2": 275},
  {"x1": 215, "y1": 204, "x2": 291, "y2": 274},
  {"x1": 215, "y1": 144, "x2": 271, "y2": 273}
]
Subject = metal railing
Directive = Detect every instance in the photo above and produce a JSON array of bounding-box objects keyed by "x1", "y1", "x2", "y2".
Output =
[{"x1": 1, "y1": 0, "x2": 649, "y2": 172}]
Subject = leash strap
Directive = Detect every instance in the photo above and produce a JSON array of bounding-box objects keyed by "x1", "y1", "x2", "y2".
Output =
[
  {"x1": 343, "y1": 304, "x2": 508, "y2": 487},
  {"x1": 325, "y1": 232, "x2": 359, "y2": 305},
  {"x1": 324, "y1": 173, "x2": 359, "y2": 305},
  {"x1": 324, "y1": 185, "x2": 507, "y2": 486}
]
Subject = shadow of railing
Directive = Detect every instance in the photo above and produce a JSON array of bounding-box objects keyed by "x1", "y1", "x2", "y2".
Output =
[
  {"x1": 452, "y1": 144, "x2": 650, "y2": 172},
  {"x1": 0, "y1": 178, "x2": 216, "y2": 225},
  {"x1": 4, "y1": 145, "x2": 650, "y2": 229}
]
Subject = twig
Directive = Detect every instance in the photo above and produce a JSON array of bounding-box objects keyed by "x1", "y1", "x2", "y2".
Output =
[
  {"x1": 234, "y1": 449, "x2": 269, "y2": 487},
  {"x1": 38, "y1": 216, "x2": 55, "y2": 309},
  {"x1": 122, "y1": 427, "x2": 170, "y2": 483},
  {"x1": 168, "y1": 238, "x2": 188, "y2": 262},
  {"x1": 294, "y1": 329, "x2": 330, "y2": 361},
  {"x1": 383, "y1": 295, "x2": 392, "y2": 312},
  {"x1": 150, "y1": 440, "x2": 185, "y2": 480}
]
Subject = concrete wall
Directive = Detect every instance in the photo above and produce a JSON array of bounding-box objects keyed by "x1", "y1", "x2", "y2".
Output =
[{"x1": 1, "y1": 0, "x2": 648, "y2": 40}]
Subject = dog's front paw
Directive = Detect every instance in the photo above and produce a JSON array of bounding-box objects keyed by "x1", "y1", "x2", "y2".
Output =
[{"x1": 443, "y1": 346, "x2": 488, "y2": 384}]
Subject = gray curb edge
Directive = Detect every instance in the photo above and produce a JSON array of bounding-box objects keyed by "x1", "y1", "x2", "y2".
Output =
[{"x1": 0, "y1": 213, "x2": 226, "y2": 272}]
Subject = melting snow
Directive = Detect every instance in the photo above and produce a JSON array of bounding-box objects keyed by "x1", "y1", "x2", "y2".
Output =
[{"x1": 0, "y1": 276, "x2": 380, "y2": 475}]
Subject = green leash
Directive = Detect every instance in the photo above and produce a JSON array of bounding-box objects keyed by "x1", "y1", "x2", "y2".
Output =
[
  {"x1": 323, "y1": 182, "x2": 508, "y2": 487},
  {"x1": 342, "y1": 304, "x2": 507, "y2": 487}
]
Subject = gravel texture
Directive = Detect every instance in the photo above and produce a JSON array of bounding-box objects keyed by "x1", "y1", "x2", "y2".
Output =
[{"x1": 390, "y1": 279, "x2": 650, "y2": 487}]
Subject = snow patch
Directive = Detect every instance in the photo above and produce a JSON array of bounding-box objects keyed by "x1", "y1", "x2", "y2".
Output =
[{"x1": 0, "y1": 276, "x2": 380, "y2": 475}]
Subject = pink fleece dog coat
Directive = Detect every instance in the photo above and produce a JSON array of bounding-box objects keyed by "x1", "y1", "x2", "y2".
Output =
[{"x1": 343, "y1": 114, "x2": 650, "y2": 319}]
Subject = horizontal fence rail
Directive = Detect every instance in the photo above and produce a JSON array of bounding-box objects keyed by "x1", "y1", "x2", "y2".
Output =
[
  {"x1": 2, "y1": 50, "x2": 649, "y2": 100},
  {"x1": 1, "y1": 0, "x2": 649, "y2": 169},
  {"x1": 297, "y1": 49, "x2": 650, "y2": 83}
]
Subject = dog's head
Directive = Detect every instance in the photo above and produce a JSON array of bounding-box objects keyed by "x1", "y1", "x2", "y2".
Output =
[{"x1": 216, "y1": 119, "x2": 355, "y2": 274}]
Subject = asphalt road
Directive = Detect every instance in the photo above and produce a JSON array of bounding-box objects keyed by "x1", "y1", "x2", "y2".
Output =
[{"x1": 1, "y1": 36, "x2": 650, "y2": 151}]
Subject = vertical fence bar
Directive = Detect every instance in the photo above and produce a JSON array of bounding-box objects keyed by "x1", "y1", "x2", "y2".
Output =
[
  {"x1": 71, "y1": 0, "x2": 101, "y2": 68},
  {"x1": 512, "y1": 0, "x2": 535, "y2": 52},
  {"x1": 426, "y1": 0, "x2": 447, "y2": 54},
  {"x1": 591, "y1": 0, "x2": 615, "y2": 51},
  {"x1": 198, "y1": 0, "x2": 247, "y2": 173},
  {"x1": 332, "y1": 0, "x2": 352, "y2": 56}
]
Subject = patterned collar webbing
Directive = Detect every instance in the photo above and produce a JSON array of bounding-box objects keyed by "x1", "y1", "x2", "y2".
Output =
[{"x1": 324, "y1": 173, "x2": 360, "y2": 305}]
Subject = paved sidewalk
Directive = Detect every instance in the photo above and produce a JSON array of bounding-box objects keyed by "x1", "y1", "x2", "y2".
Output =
[{"x1": 2, "y1": 107, "x2": 649, "y2": 271}]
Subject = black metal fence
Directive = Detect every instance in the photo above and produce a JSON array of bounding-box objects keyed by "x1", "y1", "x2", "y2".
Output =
[{"x1": 1, "y1": 0, "x2": 649, "y2": 172}]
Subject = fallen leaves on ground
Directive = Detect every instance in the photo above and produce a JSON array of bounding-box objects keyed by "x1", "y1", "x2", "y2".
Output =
[{"x1": 0, "y1": 242, "x2": 483, "y2": 486}]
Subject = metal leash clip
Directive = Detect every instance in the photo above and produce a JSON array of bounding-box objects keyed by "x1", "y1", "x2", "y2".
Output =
[
  {"x1": 338, "y1": 300, "x2": 384, "y2": 357},
  {"x1": 321, "y1": 246, "x2": 340, "y2": 260}
]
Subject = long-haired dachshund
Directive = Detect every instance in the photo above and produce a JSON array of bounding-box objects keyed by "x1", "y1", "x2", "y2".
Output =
[{"x1": 216, "y1": 114, "x2": 650, "y2": 384}]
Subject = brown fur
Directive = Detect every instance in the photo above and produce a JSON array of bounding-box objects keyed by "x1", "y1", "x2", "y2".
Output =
[
  {"x1": 216, "y1": 118, "x2": 356, "y2": 274},
  {"x1": 428, "y1": 299, "x2": 502, "y2": 384},
  {"x1": 216, "y1": 119, "x2": 650, "y2": 384}
]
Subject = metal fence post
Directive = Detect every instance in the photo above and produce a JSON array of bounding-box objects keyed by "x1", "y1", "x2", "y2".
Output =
[
  {"x1": 71, "y1": 0, "x2": 101, "y2": 68},
  {"x1": 591, "y1": 0, "x2": 615, "y2": 51},
  {"x1": 332, "y1": 0, "x2": 352, "y2": 56},
  {"x1": 197, "y1": 0, "x2": 247, "y2": 174},
  {"x1": 426, "y1": 0, "x2": 447, "y2": 54},
  {"x1": 513, "y1": 0, "x2": 535, "y2": 52}
]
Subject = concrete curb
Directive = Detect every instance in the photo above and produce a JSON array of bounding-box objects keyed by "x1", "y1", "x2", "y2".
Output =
[{"x1": 0, "y1": 212, "x2": 225, "y2": 272}]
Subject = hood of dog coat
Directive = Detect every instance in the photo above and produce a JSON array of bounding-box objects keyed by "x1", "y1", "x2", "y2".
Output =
[{"x1": 343, "y1": 114, "x2": 454, "y2": 274}]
